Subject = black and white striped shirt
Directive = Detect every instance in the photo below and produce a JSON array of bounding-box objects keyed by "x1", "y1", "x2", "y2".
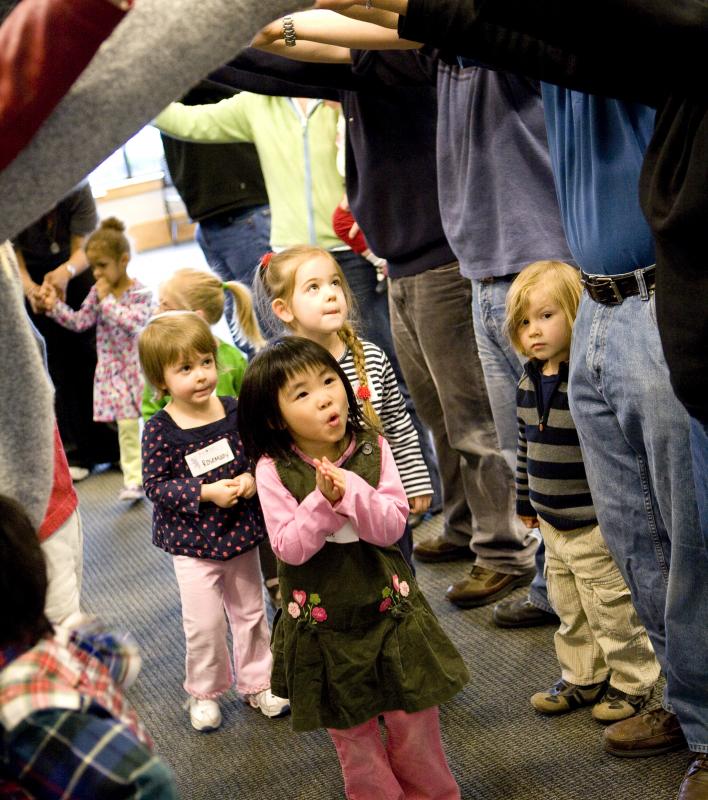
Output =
[{"x1": 339, "y1": 341, "x2": 432, "y2": 498}]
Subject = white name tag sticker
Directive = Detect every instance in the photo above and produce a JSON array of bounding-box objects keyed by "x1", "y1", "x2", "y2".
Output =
[
  {"x1": 325, "y1": 521, "x2": 360, "y2": 544},
  {"x1": 185, "y1": 438, "x2": 235, "y2": 477}
]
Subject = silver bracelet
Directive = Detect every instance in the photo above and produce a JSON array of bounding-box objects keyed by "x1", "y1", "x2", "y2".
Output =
[{"x1": 282, "y1": 15, "x2": 296, "y2": 47}]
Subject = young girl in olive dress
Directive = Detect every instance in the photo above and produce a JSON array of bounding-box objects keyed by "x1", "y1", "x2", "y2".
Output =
[{"x1": 238, "y1": 336, "x2": 468, "y2": 800}]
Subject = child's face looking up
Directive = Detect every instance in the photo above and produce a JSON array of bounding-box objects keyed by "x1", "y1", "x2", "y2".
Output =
[
  {"x1": 273, "y1": 255, "x2": 348, "y2": 345},
  {"x1": 518, "y1": 287, "x2": 572, "y2": 374},
  {"x1": 162, "y1": 351, "x2": 218, "y2": 409},
  {"x1": 278, "y1": 365, "x2": 349, "y2": 461},
  {"x1": 88, "y1": 246, "x2": 129, "y2": 289}
]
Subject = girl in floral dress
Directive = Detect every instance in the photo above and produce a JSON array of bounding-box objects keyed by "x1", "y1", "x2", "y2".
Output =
[
  {"x1": 238, "y1": 336, "x2": 468, "y2": 800},
  {"x1": 44, "y1": 217, "x2": 152, "y2": 501}
]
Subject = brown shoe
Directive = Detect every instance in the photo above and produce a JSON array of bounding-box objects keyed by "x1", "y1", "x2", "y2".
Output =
[
  {"x1": 603, "y1": 707, "x2": 687, "y2": 757},
  {"x1": 678, "y1": 754, "x2": 708, "y2": 800},
  {"x1": 445, "y1": 565, "x2": 534, "y2": 608},
  {"x1": 412, "y1": 535, "x2": 472, "y2": 563}
]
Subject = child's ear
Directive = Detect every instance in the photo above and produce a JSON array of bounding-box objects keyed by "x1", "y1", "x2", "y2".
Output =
[
  {"x1": 272, "y1": 298, "x2": 294, "y2": 325},
  {"x1": 119, "y1": 252, "x2": 130, "y2": 270}
]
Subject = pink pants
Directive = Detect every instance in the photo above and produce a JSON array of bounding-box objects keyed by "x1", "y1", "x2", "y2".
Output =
[
  {"x1": 328, "y1": 707, "x2": 460, "y2": 800},
  {"x1": 173, "y1": 548, "x2": 272, "y2": 699}
]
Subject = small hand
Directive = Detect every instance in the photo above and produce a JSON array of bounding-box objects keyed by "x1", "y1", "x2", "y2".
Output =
[
  {"x1": 231, "y1": 472, "x2": 256, "y2": 499},
  {"x1": 409, "y1": 494, "x2": 432, "y2": 515},
  {"x1": 43, "y1": 264, "x2": 71, "y2": 300},
  {"x1": 94, "y1": 277, "x2": 111, "y2": 301},
  {"x1": 314, "y1": 458, "x2": 345, "y2": 504},
  {"x1": 203, "y1": 479, "x2": 241, "y2": 508},
  {"x1": 25, "y1": 283, "x2": 46, "y2": 314},
  {"x1": 38, "y1": 282, "x2": 59, "y2": 312},
  {"x1": 518, "y1": 515, "x2": 539, "y2": 529}
]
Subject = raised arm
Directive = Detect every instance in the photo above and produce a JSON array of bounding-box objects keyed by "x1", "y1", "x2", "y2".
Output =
[{"x1": 154, "y1": 94, "x2": 255, "y2": 145}]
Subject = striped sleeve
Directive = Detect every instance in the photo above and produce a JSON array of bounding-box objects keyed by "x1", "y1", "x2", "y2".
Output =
[{"x1": 340, "y1": 342, "x2": 432, "y2": 498}]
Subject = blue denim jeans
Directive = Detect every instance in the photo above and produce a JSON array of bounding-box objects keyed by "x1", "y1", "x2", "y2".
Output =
[
  {"x1": 196, "y1": 205, "x2": 271, "y2": 357},
  {"x1": 389, "y1": 263, "x2": 537, "y2": 574},
  {"x1": 569, "y1": 291, "x2": 706, "y2": 751},
  {"x1": 333, "y1": 249, "x2": 442, "y2": 511},
  {"x1": 471, "y1": 277, "x2": 550, "y2": 611}
]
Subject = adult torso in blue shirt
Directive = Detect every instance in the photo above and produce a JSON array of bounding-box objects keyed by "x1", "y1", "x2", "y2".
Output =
[{"x1": 541, "y1": 86, "x2": 656, "y2": 275}]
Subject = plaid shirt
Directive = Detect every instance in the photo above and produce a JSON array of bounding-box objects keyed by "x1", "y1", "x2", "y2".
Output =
[{"x1": 0, "y1": 626, "x2": 176, "y2": 799}]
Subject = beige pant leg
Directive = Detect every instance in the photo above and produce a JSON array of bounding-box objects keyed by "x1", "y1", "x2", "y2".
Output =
[
  {"x1": 117, "y1": 418, "x2": 141, "y2": 487},
  {"x1": 541, "y1": 519, "x2": 608, "y2": 685},
  {"x1": 543, "y1": 519, "x2": 660, "y2": 695}
]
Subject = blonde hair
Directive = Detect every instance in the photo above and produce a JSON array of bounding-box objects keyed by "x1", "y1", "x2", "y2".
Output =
[
  {"x1": 160, "y1": 267, "x2": 265, "y2": 351},
  {"x1": 505, "y1": 260, "x2": 582, "y2": 354},
  {"x1": 256, "y1": 245, "x2": 380, "y2": 427},
  {"x1": 86, "y1": 217, "x2": 130, "y2": 261},
  {"x1": 138, "y1": 312, "x2": 218, "y2": 400}
]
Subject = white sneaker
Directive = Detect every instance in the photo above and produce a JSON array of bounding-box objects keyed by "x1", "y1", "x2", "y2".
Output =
[
  {"x1": 188, "y1": 697, "x2": 222, "y2": 731},
  {"x1": 247, "y1": 689, "x2": 290, "y2": 718},
  {"x1": 118, "y1": 485, "x2": 144, "y2": 502},
  {"x1": 69, "y1": 466, "x2": 90, "y2": 482}
]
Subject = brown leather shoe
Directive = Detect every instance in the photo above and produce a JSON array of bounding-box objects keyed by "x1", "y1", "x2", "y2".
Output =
[
  {"x1": 445, "y1": 565, "x2": 535, "y2": 608},
  {"x1": 678, "y1": 754, "x2": 708, "y2": 800},
  {"x1": 603, "y1": 707, "x2": 687, "y2": 757},
  {"x1": 412, "y1": 535, "x2": 472, "y2": 563}
]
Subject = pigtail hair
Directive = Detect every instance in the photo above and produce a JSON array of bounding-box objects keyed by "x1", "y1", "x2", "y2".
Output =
[
  {"x1": 223, "y1": 280, "x2": 266, "y2": 351},
  {"x1": 338, "y1": 323, "x2": 381, "y2": 429}
]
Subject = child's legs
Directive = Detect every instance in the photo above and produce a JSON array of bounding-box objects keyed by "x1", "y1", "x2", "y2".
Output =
[
  {"x1": 539, "y1": 519, "x2": 608, "y2": 686},
  {"x1": 173, "y1": 555, "x2": 233, "y2": 699},
  {"x1": 116, "y1": 418, "x2": 141, "y2": 486},
  {"x1": 384, "y1": 707, "x2": 460, "y2": 800},
  {"x1": 565, "y1": 522, "x2": 661, "y2": 695},
  {"x1": 328, "y1": 718, "x2": 404, "y2": 800},
  {"x1": 221, "y1": 547, "x2": 272, "y2": 695}
]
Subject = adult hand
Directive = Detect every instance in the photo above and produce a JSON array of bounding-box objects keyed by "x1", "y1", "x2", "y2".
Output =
[
  {"x1": 25, "y1": 283, "x2": 46, "y2": 314},
  {"x1": 42, "y1": 263, "x2": 71, "y2": 301},
  {"x1": 37, "y1": 282, "x2": 59, "y2": 312}
]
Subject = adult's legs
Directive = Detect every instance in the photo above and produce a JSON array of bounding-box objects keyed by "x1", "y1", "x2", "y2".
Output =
[
  {"x1": 569, "y1": 292, "x2": 702, "y2": 740},
  {"x1": 388, "y1": 264, "x2": 536, "y2": 576},
  {"x1": 471, "y1": 277, "x2": 552, "y2": 616}
]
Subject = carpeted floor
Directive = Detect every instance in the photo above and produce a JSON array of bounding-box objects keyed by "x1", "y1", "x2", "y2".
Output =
[{"x1": 76, "y1": 466, "x2": 689, "y2": 799}]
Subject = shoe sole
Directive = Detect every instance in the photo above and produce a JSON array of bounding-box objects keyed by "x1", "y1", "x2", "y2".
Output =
[
  {"x1": 604, "y1": 739, "x2": 687, "y2": 758},
  {"x1": 248, "y1": 703, "x2": 291, "y2": 719},
  {"x1": 449, "y1": 572, "x2": 535, "y2": 608}
]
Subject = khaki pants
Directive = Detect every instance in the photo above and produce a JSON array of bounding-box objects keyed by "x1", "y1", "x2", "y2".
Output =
[{"x1": 540, "y1": 518, "x2": 660, "y2": 695}]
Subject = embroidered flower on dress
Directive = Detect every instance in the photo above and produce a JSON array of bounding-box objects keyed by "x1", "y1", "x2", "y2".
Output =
[
  {"x1": 289, "y1": 591, "x2": 328, "y2": 625},
  {"x1": 379, "y1": 574, "x2": 411, "y2": 613}
]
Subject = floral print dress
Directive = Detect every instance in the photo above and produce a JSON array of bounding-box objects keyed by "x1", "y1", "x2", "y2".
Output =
[{"x1": 48, "y1": 280, "x2": 152, "y2": 421}]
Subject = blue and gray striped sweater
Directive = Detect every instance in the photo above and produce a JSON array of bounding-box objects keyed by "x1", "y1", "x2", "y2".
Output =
[{"x1": 515, "y1": 359, "x2": 596, "y2": 531}]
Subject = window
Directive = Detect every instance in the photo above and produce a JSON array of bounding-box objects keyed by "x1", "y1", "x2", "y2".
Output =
[{"x1": 89, "y1": 125, "x2": 165, "y2": 193}]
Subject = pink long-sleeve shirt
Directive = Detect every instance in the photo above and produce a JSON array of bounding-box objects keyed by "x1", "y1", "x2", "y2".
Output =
[{"x1": 255, "y1": 435, "x2": 409, "y2": 566}]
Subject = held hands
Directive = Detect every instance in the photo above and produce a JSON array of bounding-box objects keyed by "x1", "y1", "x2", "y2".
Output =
[
  {"x1": 518, "y1": 515, "x2": 539, "y2": 529},
  {"x1": 314, "y1": 457, "x2": 346, "y2": 505},
  {"x1": 202, "y1": 473, "x2": 256, "y2": 508},
  {"x1": 43, "y1": 263, "x2": 71, "y2": 301},
  {"x1": 409, "y1": 494, "x2": 432, "y2": 515}
]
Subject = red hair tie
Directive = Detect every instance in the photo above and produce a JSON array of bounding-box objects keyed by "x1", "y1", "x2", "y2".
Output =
[
  {"x1": 357, "y1": 385, "x2": 371, "y2": 401},
  {"x1": 259, "y1": 251, "x2": 274, "y2": 270}
]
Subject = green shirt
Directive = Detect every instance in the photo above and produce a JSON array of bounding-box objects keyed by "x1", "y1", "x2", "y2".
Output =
[
  {"x1": 141, "y1": 339, "x2": 247, "y2": 421},
  {"x1": 155, "y1": 94, "x2": 344, "y2": 250}
]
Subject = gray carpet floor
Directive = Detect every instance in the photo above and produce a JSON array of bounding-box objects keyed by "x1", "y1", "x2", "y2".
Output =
[{"x1": 77, "y1": 467, "x2": 689, "y2": 799}]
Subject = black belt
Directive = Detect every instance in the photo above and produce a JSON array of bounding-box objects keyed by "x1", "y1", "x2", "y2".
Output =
[{"x1": 580, "y1": 265, "x2": 656, "y2": 305}]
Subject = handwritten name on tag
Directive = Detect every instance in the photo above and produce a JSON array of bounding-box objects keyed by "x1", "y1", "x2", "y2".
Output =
[
  {"x1": 325, "y1": 521, "x2": 360, "y2": 544},
  {"x1": 185, "y1": 438, "x2": 235, "y2": 477}
]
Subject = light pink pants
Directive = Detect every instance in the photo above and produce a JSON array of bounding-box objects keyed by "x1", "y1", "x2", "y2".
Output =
[
  {"x1": 173, "y1": 548, "x2": 272, "y2": 699},
  {"x1": 328, "y1": 707, "x2": 460, "y2": 800}
]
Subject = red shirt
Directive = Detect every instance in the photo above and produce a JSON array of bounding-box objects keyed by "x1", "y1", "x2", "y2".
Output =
[{"x1": 38, "y1": 425, "x2": 78, "y2": 542}]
